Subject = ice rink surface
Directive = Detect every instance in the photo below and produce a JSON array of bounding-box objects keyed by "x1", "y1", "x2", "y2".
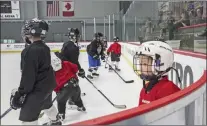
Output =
[{"x1": 1, "y1": 52, "x2": 143, "y2": 125}]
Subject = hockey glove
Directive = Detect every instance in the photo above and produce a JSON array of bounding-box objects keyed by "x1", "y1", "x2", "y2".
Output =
[
  {"x1": 93, "y1": 55, "x2": 99, "y2": 59},
  {"x1": 78, "y1": 68, "x2": 85, "y2": 78},
  {"x1": 10, "y1": 89, "x2": 26, "y2": 110},
  {"x1": 101, "y1": 55, "x2": 105, "y2": 60}
]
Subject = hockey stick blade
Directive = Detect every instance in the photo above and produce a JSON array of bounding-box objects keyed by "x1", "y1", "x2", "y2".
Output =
[
  {"x1": 125, "y1": 80, "x2": 134, "y2": 83},
  {"x1": 114, "y1": 104, "x2": 127, "y2": 109},
  {"x1": 106, "y1": 63, "x2": 134, "y2": 84},
  {"x1": 85, "y1": 77, "x2": 127, "y2": 109}
]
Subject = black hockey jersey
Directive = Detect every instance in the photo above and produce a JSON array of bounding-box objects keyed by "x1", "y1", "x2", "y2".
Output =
[
  {"x1": 87, "y1": 40, "x2": 104, "y2": 57},
  {"x1": 60, "y1": 41, "x2": 81, "y2": 70},
  {"x1": 19, "y1": 40, "x2": 56, "y2": 94}
]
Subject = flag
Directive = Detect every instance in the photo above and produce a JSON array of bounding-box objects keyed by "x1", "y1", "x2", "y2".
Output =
[
  {"x1": 47, "y1": 1, "x2": 59, "y2": 17},
  {"x1": 62, "y1": 1, "x2": 74, "y2": 17}
]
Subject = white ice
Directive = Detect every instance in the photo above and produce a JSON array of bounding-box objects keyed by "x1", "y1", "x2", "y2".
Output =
[{"x1": 1, "y1": 52, "x2": 143, "y2": 125}]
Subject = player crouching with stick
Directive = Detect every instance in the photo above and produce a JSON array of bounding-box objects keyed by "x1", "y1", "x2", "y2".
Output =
[{"x1": 50, "y1": 52, "x2": 86, "y2": 123}]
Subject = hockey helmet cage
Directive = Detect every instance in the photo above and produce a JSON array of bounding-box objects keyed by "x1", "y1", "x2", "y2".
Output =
[
  {"x1": 66, "y1": 28, "x2": 80, "y2": 42},
  {"x1": 22, "y1": 18, "x2": 49, "y2": 37},
  {"x1": 94, "y1": 32, "x2": 103, "y2": 40},
  {"x1": 113, "y1": 36, "x2": 119, "y2": 42},
  {"x1": 133, "y1": 41, "x2": 174, "y2": 79}
]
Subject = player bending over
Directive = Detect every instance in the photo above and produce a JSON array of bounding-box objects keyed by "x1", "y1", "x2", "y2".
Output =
[
  {"x1": 107, "y1": 36, "x2": 121, "y2": 71},
  {"x1": 10, "y1": 18, "x2": 61, "y2": 125},
  {"x1": 50, "y1": 52, "x2": 86, "y2": 122},
  {"x1": 86, "y1": 32, "x2": 105, "y2": 79},
  {"x1": 133, "y1": 41, "x2": 181, "y2": 106}
]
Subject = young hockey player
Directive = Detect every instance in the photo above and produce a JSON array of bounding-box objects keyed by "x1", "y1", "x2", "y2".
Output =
[
  {"x1": 60, "y1": 28, "x2": 85, "y2": 78},
  {"x1": 10, "y1": 18, "x2": 61, "y2": 125},
  {"x1": 133, "y1": 41, "x2": 181, "y2": 106},
  {"x1": 59, "y1": 28, "x2": 85, "y2": 108},
  {"x1": 107, "y1": 36, "x2": 121, "y2": 71},
  {"x1": 51, "y1": 52, "x2": 86, "y2": 122},
  {"x1": 86, "y1": 32, "x2": 105, "y2": 79}
]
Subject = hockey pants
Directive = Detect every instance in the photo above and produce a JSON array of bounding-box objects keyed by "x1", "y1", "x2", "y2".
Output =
[{"x1": 56, "y1": 78, "x2": 83, "y2": 114}]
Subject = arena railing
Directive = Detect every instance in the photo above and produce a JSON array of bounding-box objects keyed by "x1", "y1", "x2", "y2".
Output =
[{"x1": 69, "y1": 42, "x2": 206, "y2": 125}]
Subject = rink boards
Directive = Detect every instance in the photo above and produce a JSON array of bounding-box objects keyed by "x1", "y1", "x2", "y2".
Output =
[
  {"x1": 1, "y1": 42, "x2": 206, "y2": 125},
  {"x1": 0, "y1": 42, "x2": 90, "y2": 53},
  {"x1": 73, "y1": 42, "x2": 206, "y2": 125}
]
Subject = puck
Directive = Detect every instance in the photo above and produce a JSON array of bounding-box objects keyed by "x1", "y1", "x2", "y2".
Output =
[{"x1": 81, "y1": 93, "x2": 86, "y2": 96}]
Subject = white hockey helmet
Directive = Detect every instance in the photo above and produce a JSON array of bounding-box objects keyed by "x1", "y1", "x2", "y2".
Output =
[
  {"x1": 51, "y1": 53, "x2": 62, "y2": 71},
  {"x1": 133, "y1": 41, "x2": 174, "y2": 77}
]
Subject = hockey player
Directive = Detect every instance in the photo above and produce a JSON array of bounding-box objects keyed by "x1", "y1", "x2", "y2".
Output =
[
  {"x1": 86, "y1": 32, "x2": 105, "y2": 79},
  {"x1": 51, "y1": 52, "x2": 86, "y2": 122},
  {"x1": 10, "y1": 18, "x2": 61, "y2": 125},
  {"x1": 60, "y1": 28, "x2": 85, "y2": 77},
  {"x1": 133, "y1": 41, "x2": 181, "y2": 106},
  {"x1": 59, "y1": 28, "x2": 85, "y2": 108},
  {"x1": 107, "y1": 36, "x2": 121, "y2": 71}
]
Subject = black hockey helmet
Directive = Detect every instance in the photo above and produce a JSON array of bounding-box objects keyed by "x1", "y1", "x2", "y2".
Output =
[
  {"x1": 113, "y1": 36, "x2": 119, "y2": 42},
  {"x1": 66, "y1": 28, "x2": 80, "y2": 43},
  {"x1": 21, "y1": 18, "x2": 49, "y2": 37},
  {"x1": 94, "y1": 32, "x2": 103, "y2": 41}
]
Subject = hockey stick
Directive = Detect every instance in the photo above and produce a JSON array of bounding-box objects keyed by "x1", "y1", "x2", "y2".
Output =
[
  {"x1": 38, "y1": 96, "x2": 57, "y2": 118},
  {"x1": 105, "y1": 57, "x2": 109, "y2": 68},
  {"x1": 106, "y1": 63, "x2": 134, "y2": 83},
  {"x1": 85, "y1": 76, "x2": 126, "y2": 109},
  {"x1": 38, "y1": 92, "x2": 86, "y2": 118},
  {"x1": 0, "y1": 107, "x2": 13, "y2": 119}
]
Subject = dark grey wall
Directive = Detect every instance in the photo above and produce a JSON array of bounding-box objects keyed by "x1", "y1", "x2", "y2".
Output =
[
  {"x1": 19, "y1": 1, "x2": 36, "y2": 20},
  {"x1": 1, "y1": 1, "x2": 121, "y2": 42},
  {"x1": 1, "y1": 22, "x2": 24, "y2": 42},
  {"x1": 38, "y1": 1, "x2": 119, "y2": 22},
  {"x1": 45, "y1": 21, "x2": 82, "y2": 42}
]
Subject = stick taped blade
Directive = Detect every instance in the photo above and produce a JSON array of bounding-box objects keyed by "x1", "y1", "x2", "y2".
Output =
[
  {"x1": 125, "y1": 80, "x2": 134, "y2": 83},
  {"x1": 114, "y1": 105, "x2": 127, "y2": 109}
]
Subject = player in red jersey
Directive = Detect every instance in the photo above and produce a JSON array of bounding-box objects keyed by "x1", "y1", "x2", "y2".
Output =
[
  {"x1": 133, "y1": 41, "x2": 181, "y2": 106},
  {"x1": 107, "y1": 36, "x2": 121, "y2": 71},
  {"x1": 51, "y1": 52, "x2": 86, "y2": 122}
]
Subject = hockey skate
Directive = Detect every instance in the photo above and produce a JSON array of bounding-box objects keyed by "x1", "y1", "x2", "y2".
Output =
[
  {"x1": 87, "y1": 75, "x2": 93, "y2": 80},
  {"x1": 57, "y1": 113, "x2": 65, "y2": 122},
  {"x1": 108, "y1": 66, "x2": 113, "y2": 72},
  {"x1": 92, "y1": 73, "x2": 99, "y2": 77},
  {"x1": 77, "y1": 106, "x2": 86, "y2": 112},
  {"x1": 115, "y1": 67, "x2": 121, "y2": 71},
  {"x1": 42, "y1": 114, "x2": 63, "y2": 125}
]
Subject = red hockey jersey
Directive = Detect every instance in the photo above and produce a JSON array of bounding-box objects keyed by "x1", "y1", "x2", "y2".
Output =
[
  {"x1": 54, "y1": 61, "x2": 78, "y2": 92},
  {"x1": 107, "y1": 42, "x2": 121, "y2": 55},
  {"x1": 139, "y1": 76, "x2": 181, "y2": 106}
]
